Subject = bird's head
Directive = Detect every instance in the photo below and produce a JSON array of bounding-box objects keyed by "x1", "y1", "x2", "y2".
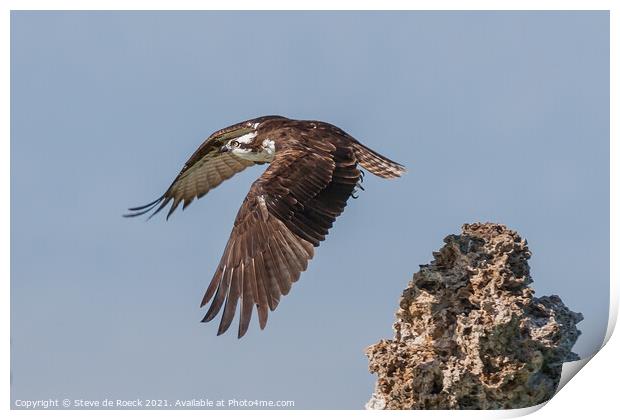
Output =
[{"x1": 214, "y1": 116, "x2": 284, "y2": 163}]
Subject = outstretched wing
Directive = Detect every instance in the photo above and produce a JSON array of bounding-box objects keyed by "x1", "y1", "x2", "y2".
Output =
[
  {"x1": 124, "y1": 135, "x2": 254, "y2": 220},
  {"x1": 201, "y1": 138, "x2": 361, "y2": 338}
]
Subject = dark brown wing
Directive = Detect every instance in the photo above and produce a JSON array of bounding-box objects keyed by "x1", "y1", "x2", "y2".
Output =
[
  {"x1": 124, "y1": 136, "x2": 254, "y2": 219},
  {"x1": 201, "y1": 138, "x2": 361, "y2": 338}
]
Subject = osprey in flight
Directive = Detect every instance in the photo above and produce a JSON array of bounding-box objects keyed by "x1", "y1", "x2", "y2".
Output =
[{"x1": 125, "y1": 116, "x2": 405, "y2": 338}]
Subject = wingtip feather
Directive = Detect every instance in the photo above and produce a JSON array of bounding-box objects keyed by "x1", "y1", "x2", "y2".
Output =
[{"x1": 123, "y1": 196, "x2": 167, "y2": 219}]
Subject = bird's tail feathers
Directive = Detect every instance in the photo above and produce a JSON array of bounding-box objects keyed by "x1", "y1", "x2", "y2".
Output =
[{"x1": 351, "y1": 141, "x2": 406, "y2": 179}]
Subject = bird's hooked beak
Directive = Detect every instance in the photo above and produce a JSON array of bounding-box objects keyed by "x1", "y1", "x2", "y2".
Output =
[{"x1": 220, "y1": 144, "x2": 231, "y2": 153}]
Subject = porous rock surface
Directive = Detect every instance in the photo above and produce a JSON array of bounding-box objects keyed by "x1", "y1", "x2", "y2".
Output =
[{"x1": 366, "y1": 223, "x2": 583, "y2": 410}]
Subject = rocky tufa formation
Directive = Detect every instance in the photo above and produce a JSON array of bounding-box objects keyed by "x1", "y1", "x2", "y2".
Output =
[{"x1": 366, "y1": 223, "x2": 583, "y2": 410}]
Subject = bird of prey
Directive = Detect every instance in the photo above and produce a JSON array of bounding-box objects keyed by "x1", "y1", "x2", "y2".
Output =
[{"x1": 125, "y1": 116, "x2": 405, "y2": 338}]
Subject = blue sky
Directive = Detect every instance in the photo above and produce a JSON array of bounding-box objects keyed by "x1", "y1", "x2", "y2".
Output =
[{"x1": 11, "y1": 11, "x2": 609, "y2": 409}]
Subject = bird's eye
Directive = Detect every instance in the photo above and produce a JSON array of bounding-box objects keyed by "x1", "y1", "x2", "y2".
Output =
[{"x1": 230, "y1": 140, "x2": 240, "y2": 148}]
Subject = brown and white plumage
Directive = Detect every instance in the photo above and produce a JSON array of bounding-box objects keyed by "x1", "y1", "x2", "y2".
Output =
[{"x1": 125, "y1": 115, "x2": 406, "y2": 338}]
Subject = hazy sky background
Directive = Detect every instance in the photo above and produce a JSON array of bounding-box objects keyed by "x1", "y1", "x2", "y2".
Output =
[{"x1": 11, "y1": 11, "x2": 609, "y2": 409}]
